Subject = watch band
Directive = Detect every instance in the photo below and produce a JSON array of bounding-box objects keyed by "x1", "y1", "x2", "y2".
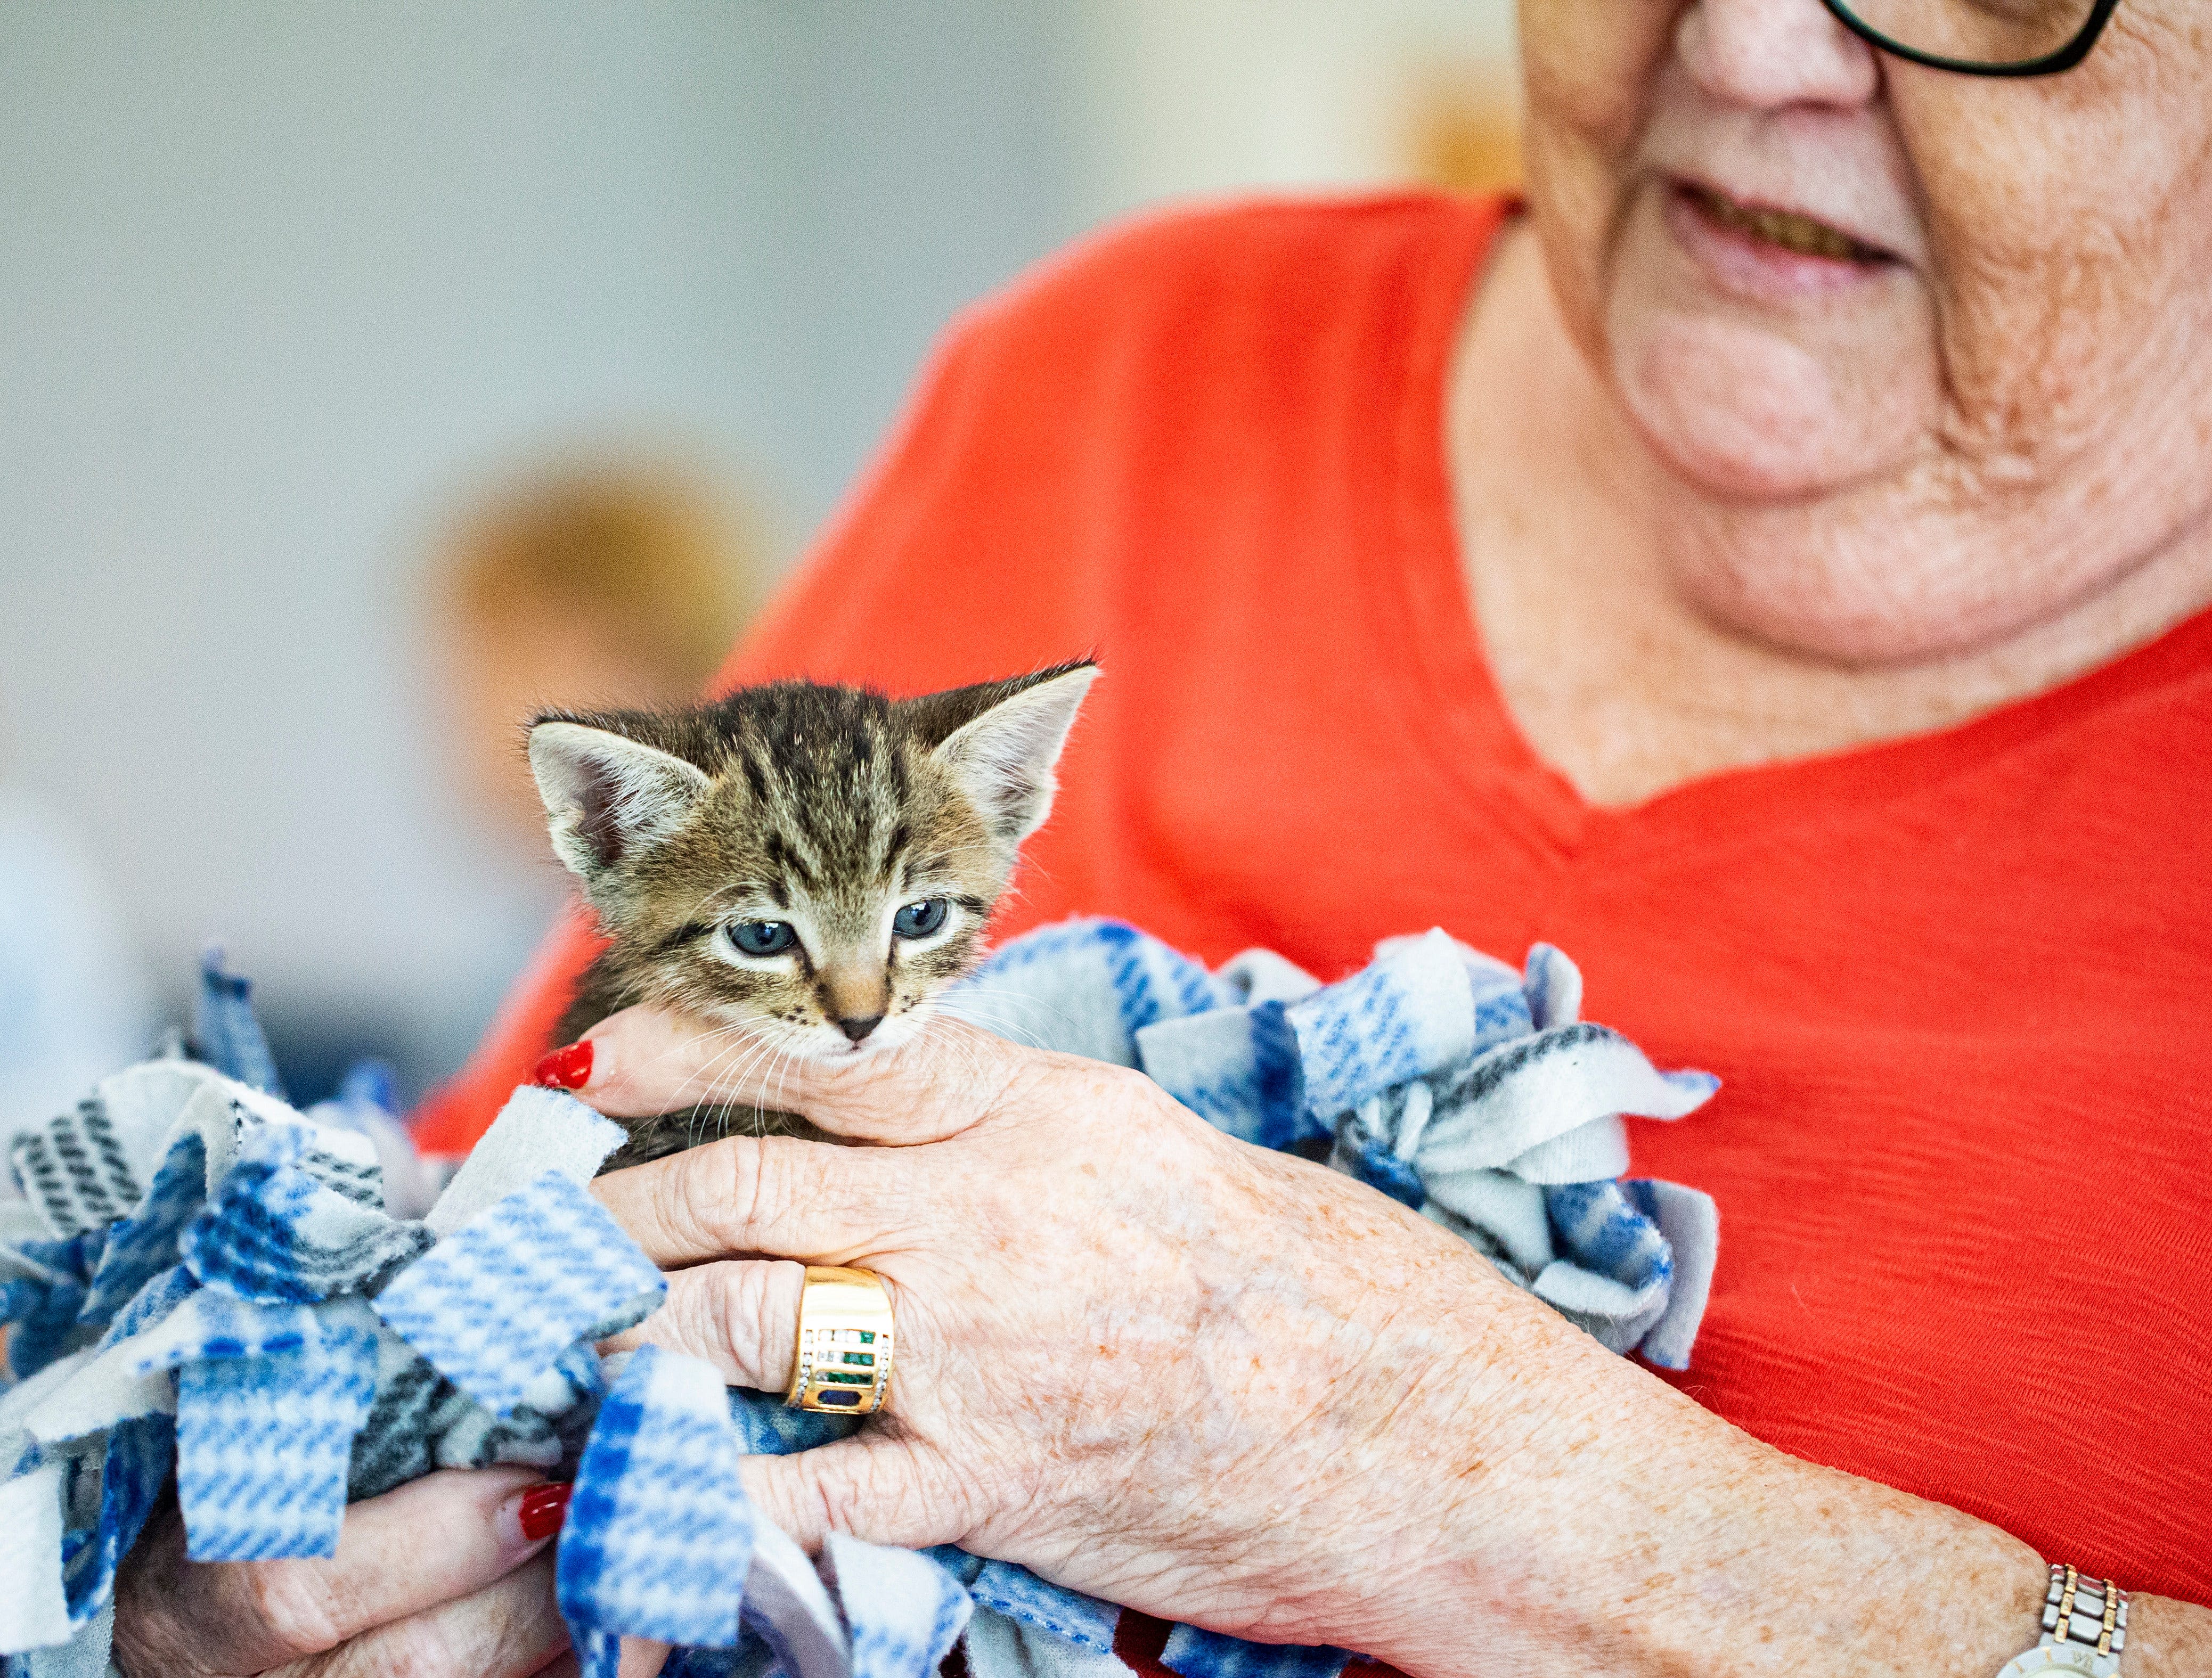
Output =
[{"x1": 1996, "y1": 1564, "x2": 2129, "y2": 1677}]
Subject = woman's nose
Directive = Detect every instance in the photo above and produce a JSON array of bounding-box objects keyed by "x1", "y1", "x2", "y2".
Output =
[{"x1": 1675, "y1": 0, "x2": 1881, "y2": 109}]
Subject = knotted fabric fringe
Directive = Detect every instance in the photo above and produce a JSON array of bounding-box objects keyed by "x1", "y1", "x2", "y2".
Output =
[{"x1": 1, "y1": 924, "x2": 1717, "y2": 1678}]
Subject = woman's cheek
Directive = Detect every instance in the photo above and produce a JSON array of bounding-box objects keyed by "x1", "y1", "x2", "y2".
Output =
[{"x1": 1519, "y1": 0, "x2": 1673, "y2": 154}]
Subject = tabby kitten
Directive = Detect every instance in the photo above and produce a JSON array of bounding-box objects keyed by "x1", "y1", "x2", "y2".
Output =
[{"x1": 527, "y1": 660, "x2": 1096, "y2": 1167}]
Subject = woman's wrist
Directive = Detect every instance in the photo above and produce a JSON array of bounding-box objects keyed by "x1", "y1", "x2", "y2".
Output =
[{"x1": 1348, "y1": 1315, "x2": 2048, "y2": 1678}]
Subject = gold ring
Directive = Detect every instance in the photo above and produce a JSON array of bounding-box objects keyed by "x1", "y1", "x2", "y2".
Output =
[{"x1": 787, "y1": 1265, "x2": 895, "y2": 1414}]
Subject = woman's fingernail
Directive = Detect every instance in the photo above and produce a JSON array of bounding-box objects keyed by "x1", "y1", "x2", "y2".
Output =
[
  {"x1": 516, "y1": 1481, "x2": 573, "y2": 1543},
  {"x1": 533, "y1": 1041, "x2": 594, "y2": 1090}
]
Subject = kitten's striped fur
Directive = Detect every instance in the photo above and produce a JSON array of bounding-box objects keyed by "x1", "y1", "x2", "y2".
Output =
[{"x1": 528, "y1": 661, "x2": 1096, "y2": 1168}]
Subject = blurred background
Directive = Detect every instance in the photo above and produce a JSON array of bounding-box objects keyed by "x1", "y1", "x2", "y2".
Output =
[{"x1": 0, "y1": 0, "x2": 1519, "y2": 1121}]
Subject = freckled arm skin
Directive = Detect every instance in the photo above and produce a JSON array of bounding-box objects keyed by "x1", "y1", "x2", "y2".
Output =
[{"x1": 580, "y1": 1009, "x2": 2212, "y2": 1678}]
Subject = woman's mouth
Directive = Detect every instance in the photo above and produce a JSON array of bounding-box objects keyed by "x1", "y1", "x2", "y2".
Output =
[
  {"x1": 1664, "y1": 181, "x2": 1898, "y2": 300},
  {"x1": 1679, "y1": 184, "x2": 1890, "y2": 263}
]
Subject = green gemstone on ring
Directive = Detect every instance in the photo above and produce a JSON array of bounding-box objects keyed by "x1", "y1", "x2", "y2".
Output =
[
  {"x1": 858, "y1": 1331, "x2": 876, "y2": 1344},
  {"x1": 841, "y1": 1352, "x2": 874, "y2": 1366},
  {"x1": 821, "y1": 1370, "x2": 872, "y2": 1386}
]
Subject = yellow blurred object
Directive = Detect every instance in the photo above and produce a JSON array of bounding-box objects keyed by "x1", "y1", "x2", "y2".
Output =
[
  {"x1": 429, "y1": 461, "x2": 771, "y2": 856},
  {"x1": 1402, "y1": 63, "x2": 1523, "y2": 195},
  {"x1": 444, "y1": 465, "x2": 763, "y2": 690}
]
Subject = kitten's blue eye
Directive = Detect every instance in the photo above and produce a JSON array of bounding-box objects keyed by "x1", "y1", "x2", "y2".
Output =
[
  {"x1": 892, "y1": 898, "x2": 949, "y2": 940},
  {"x1": 728, "y1": 920, "x2": 797, "y2": 957}
]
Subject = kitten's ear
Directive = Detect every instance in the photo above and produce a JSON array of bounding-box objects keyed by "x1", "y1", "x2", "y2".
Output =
[
  {"x1": 925, "y1": 662, "x2": 1099, "y2": 844},
  {"x1": 527, "y1": 719, "x2": 711, "y2": 878}
]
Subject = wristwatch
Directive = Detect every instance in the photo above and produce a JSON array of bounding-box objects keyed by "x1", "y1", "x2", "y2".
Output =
[{"x1": 1996, "y1": 1565, "x2": 2128, "y2": 1676}]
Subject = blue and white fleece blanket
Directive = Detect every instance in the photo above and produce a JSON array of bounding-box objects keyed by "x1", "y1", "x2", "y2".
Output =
[{"x1": 0, "y1": 921, "x2": 1717, "y2": 1678}]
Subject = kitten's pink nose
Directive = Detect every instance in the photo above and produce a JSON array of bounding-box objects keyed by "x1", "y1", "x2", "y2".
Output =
[{"x1": 836, "y1": 1014, "x2": 884, "y2": 1045}]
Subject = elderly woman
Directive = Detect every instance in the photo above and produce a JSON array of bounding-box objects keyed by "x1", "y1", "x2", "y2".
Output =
[{"x1": 118, "y1": 0, "x2": 2212, "y2": 1673}]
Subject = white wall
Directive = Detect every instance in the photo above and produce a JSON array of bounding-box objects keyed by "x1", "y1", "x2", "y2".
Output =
[
  {"x1": 1071, "y1": 0, "x2": 1517, "y2": 223},
  {"x1": 0, "y1": 1, "x2": 1081, "y2": 1094},
  {"x1": 0, "y1": 1, "x2": 1513, "y2": 1101}
]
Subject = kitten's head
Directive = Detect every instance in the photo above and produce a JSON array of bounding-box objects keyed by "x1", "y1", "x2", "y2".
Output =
[{"x1": 527, "y1": 661, "x2": 1096, "y2": 1062}]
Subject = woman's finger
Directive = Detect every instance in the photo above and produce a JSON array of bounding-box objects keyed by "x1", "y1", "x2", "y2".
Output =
[
  {"x1": 599, "y1": 1258, "x2": 805, "y2": 1389},
  {"x1": 290, "y1": 1551, "x2": 567, "y2": 1678},
  {"x1": 117, "y1": 1467, "x2": 556, "y2": 1676},
  {"x1": 736, "y1": 1434, "x2": 971, "y2": 1556},
  {"x1": 569, "y1": 1006, "x2": 1019, "y2": 1144},
  {"x1": 592, "y1": 1132, "x2": 910, "y2": 1269}
]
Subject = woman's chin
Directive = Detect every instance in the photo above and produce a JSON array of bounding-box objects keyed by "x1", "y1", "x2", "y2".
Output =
[{"x1": 1606, "y1": 304, "x2": 1929, "y2": 501}]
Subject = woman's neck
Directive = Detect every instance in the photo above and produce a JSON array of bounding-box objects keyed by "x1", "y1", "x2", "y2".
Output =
[{"x1": 1448, "y1": 221, "x2": 2212, "y2": 809}]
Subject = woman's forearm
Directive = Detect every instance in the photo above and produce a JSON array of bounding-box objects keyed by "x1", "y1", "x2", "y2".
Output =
[{"x1": 1367, "y1": 1335, "x2": 2211, "y2": 1678}]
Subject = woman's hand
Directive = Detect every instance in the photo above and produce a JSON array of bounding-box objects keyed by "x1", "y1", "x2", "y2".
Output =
[
  {"x1": 576, "y1": 1009, "x2": 1734, "y2": 1664},
  {"x1": 579, "y1": 1009, "x2": 2212, "y2": 1678},
  {"x1": 585, "y1": 1010, "x2": 1527, "y2": 1650},
  {"x1": 112, "y1": 1466, "x2": 668, "y2": 1678}
]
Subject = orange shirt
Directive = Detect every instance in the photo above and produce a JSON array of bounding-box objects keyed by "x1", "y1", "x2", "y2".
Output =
[{"x1": 417, "y1": 193, "x2": 2212, "y2": 1601}]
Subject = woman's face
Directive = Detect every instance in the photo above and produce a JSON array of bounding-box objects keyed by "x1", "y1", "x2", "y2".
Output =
[{"x1": 1518, "y1": 0, "x2": 2212, "y2": 659}]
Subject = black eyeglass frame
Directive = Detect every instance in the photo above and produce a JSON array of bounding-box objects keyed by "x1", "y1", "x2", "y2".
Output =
[{"x1": 1818, "y1": 0, "x2": 2121, "y2": 75}]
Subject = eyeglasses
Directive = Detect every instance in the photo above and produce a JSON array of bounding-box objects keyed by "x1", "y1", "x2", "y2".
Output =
[{"x1": 1819, "y1": 0, "x2": 2121, "y2": 75}]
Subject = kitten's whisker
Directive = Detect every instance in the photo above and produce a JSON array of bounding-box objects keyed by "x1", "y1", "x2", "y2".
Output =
[
  {"x1": 935, "y1": 984, "x2": 1081, "y2": 1050},
  {"x1": 663, "y1": 1021, "x2": 787, "y2": 1115}
]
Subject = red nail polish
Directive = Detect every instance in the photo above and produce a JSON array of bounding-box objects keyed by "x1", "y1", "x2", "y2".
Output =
[
  {"x1": 517, "y1": 1482, "x2": 573, "y2": 1542},
  {"x1": 533, "y1": 1041, "x2": 593, "y2": 1090}
]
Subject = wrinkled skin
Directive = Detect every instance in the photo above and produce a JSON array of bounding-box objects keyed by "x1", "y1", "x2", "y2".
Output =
[{"x1": 581, "y1": 1011, "x2": 2210, "y2": 1676}]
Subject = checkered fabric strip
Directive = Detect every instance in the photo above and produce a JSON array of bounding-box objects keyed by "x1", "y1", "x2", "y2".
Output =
[
  {"x1": 182, "y1": 1122, "x2": 429, "y2": 1304},
  {"x1": 558, "y1": 1346, "x2": 751, "y2": 1649},
  {"x1": 728, "y1": 1383, "x2": 859, "y2": 1455},
  {"x1": 294, "y1": 1144, "x2": 386, "y2": 1210},
  {"x1": 7, "y1": 1098, "x2": 144, "y2": 1239},
  {"x1": 1470, "y1": 968, "x2": 1537, "y2": 1054},
  {"x1": 1524, "y1": 1180, "x2": 1675, "y2": 1353},
  {"x1": 119, "y1": 1287, "x2": 325, "y2": 1376},
  {"x1": 345, "y1": 1331, "x2": 474, "y2": 1499},
  {"x1": 0, "y1": 1458, "x2": 72, "y2": 1655},
  {"x1": 94, "y1": 1262, "x2": 197, "y2": 1352},
  {"x1": 77, "y1": 1131, "x2": 209, "y2": 1331},
  {"x1": 1285, "y1": 930, "x2": 1475, "y2": 1119},
  {"x1": 1327, "y1": 1105, "x2": 1428, "y2": 1209},
  {"x1": 341, "y1": 1324, "x2": 599, "y2": 1501},
  {"x1": 951, "y1": 918, "x2": 1232, "y2": 1070},
  {"x1": 374, "y1": 1169, "x2": 664, "y2": 1418},
  {"x1": 659, "y1": 1647, "x2": 764, "y2": 1678},
  {"x1": 1133, "y1": 1002, "x2": 1311, "y2": 1150},
  {"x1": 425, "y1": 1337, "x2": 606, "y2": 1485},
  {"x1": 827, "y1": 1532, "x2": 972, "y2": 1678},
  {"x1": 1621, "y1": 1179, "x2": 1719, "y2": 1372},
  {"x1": 1369, "y1": 930, "x2": 1534, "y2": 1057},
  {"x1": 192, "y1": 947, "x2": 284, "y2": 1097},
  {"x1": 1417, "y1": 1024, "x2": 1716, "y2": 1182},
  {"x1": 174, "y1": 1308, "x2": 379, "y2": 1560},
  {"x1": 1160, "y1": 1627, "x2": 1348, "y2": 1678},
  {"x1": 1, "y1": 1231, "x2": 100, "y2": 1379},
  {"x1": 58, "y1": 1415, "x2": 172, "y2": 1630},
  {"x1": 1520, "y1": 942, "x2": 1582, "y2": 1031},
  {"x1": 970, "y1": 1561, "x2": 1119, "y2": 1652},
  {"x1": 1547, "y1": 1180, "x2": 1672, "y2": 1294}
]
